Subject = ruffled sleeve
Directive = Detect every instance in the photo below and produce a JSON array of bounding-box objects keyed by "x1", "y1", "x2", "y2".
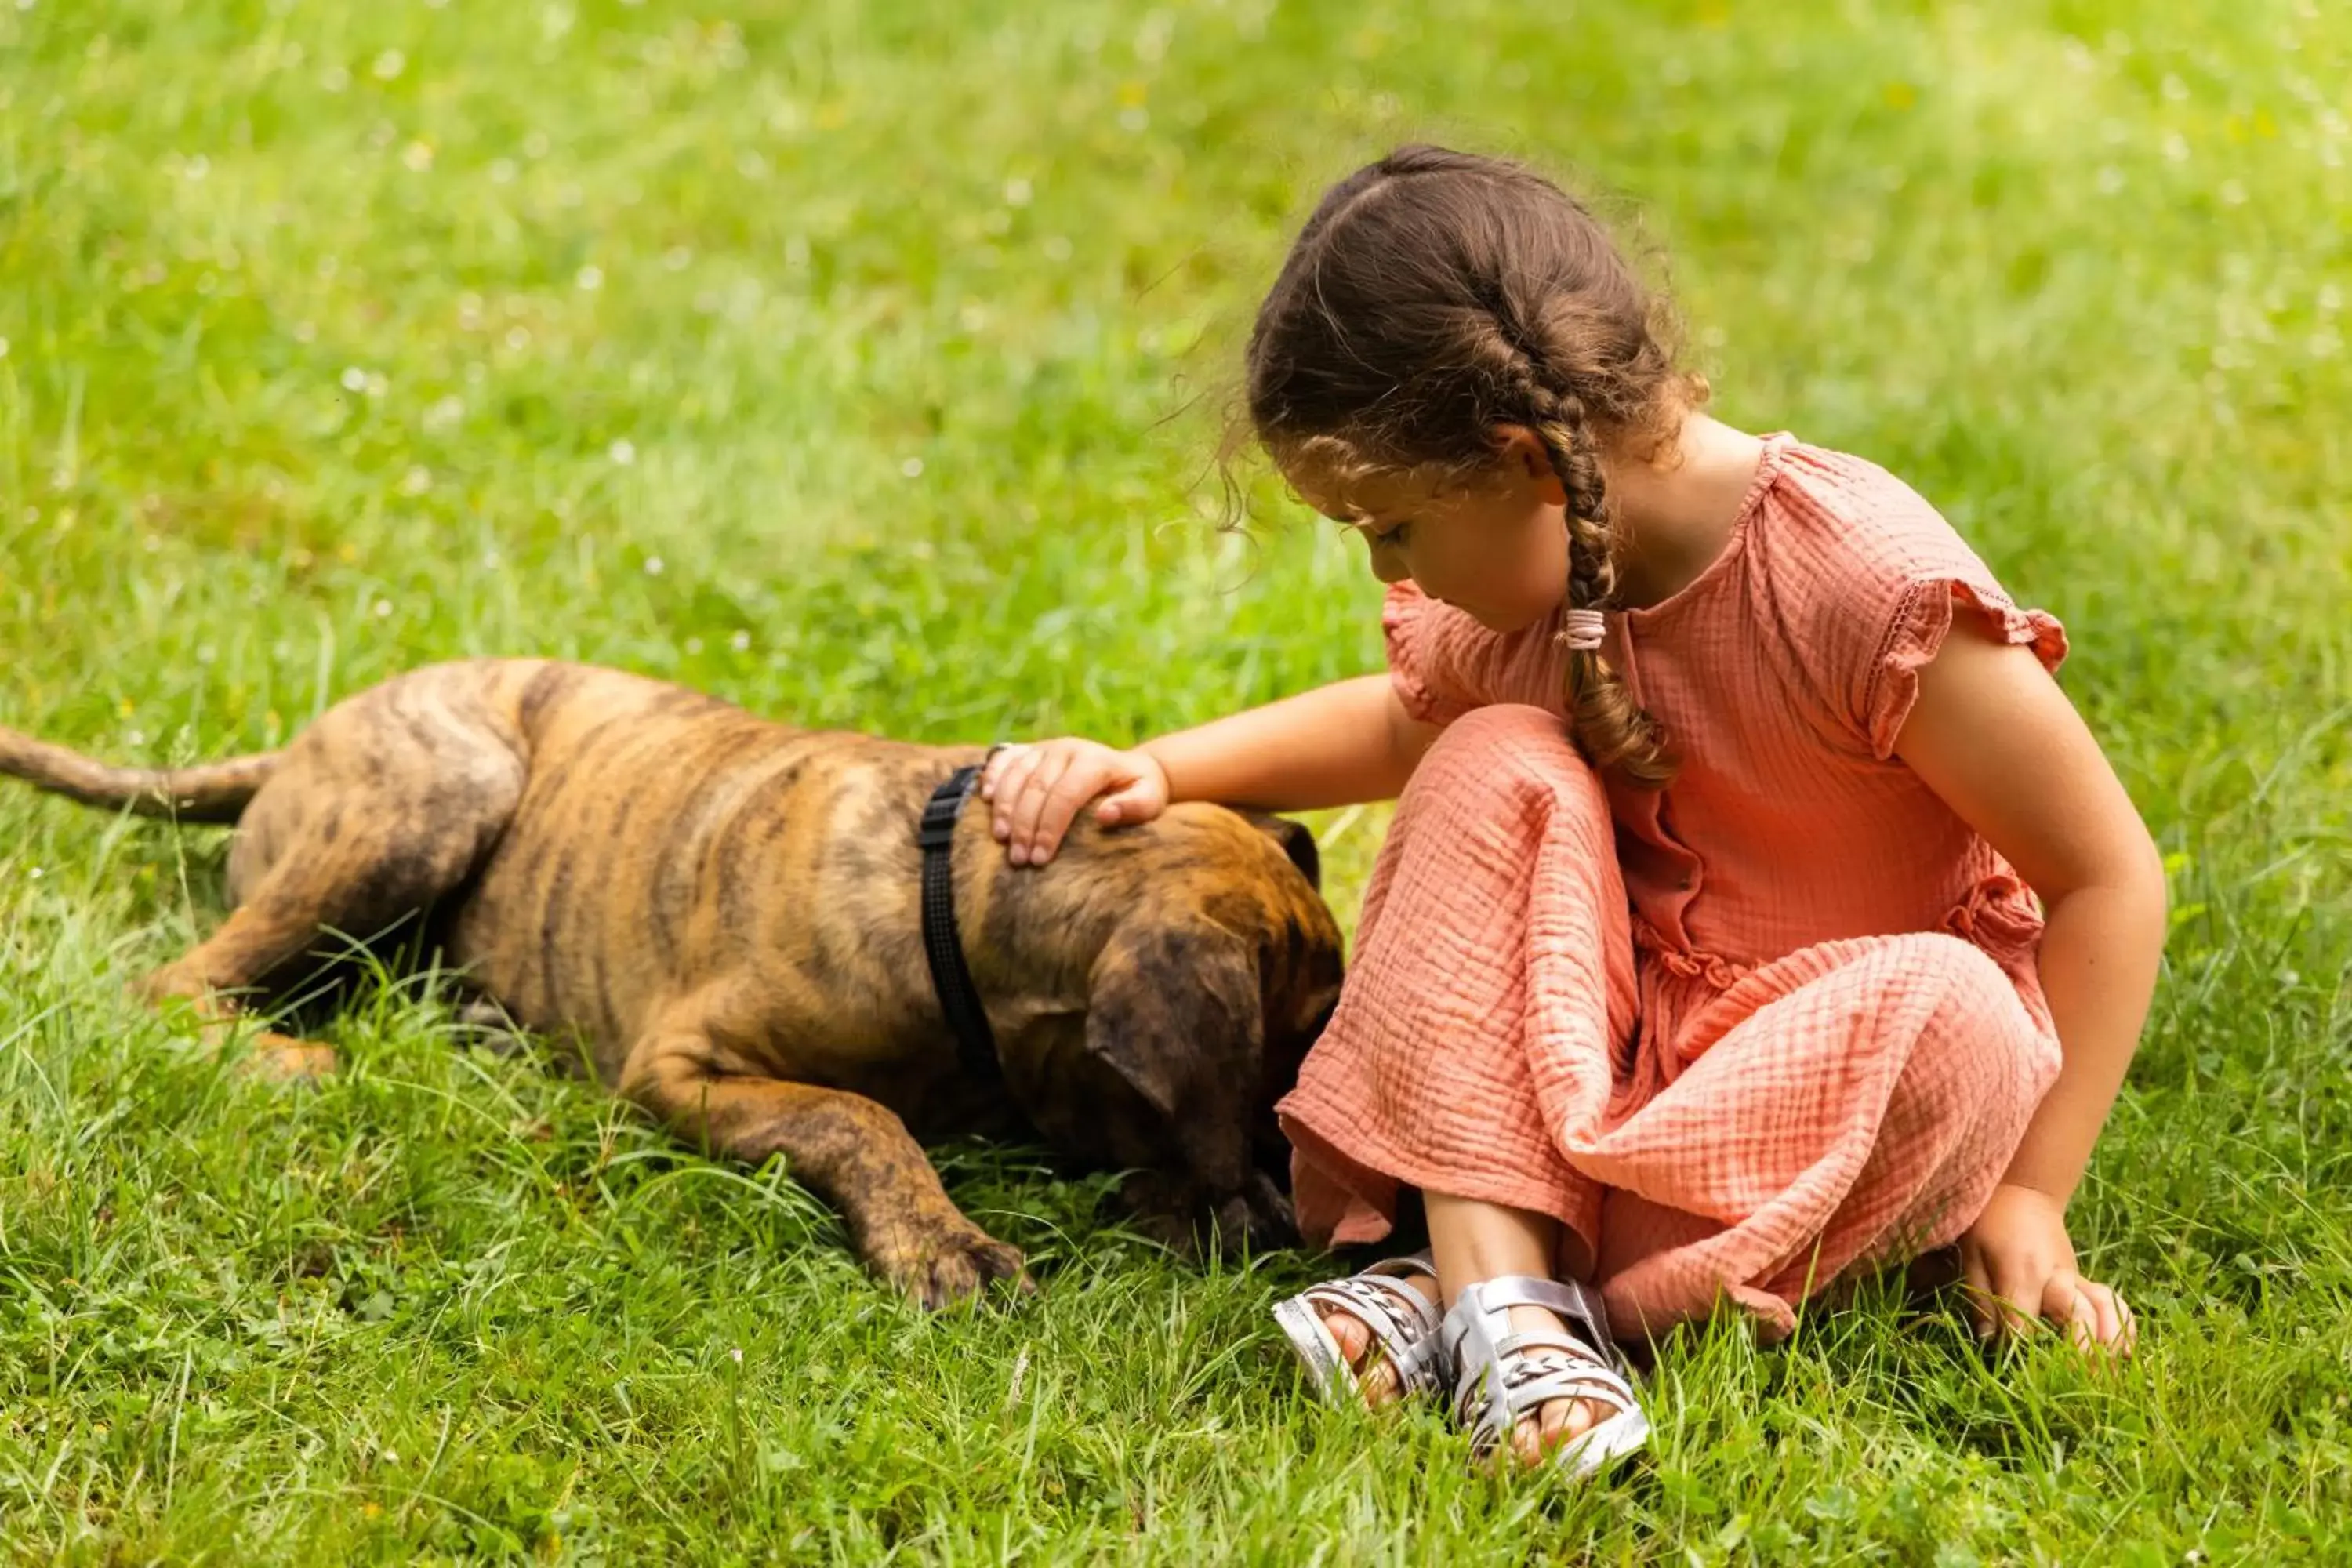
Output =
[
  {"x1": 1383, "y1": 583, "x2": 1570, "y2": 726},
  {"x1": 1755, "y1": 444, "x2": 2069, "y2": 760},
  {"x1": 1860, "y1": 577, "x2": 2067, "y2": 759}
]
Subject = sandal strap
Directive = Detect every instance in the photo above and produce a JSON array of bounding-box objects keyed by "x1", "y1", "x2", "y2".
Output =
[
  {"x1": 1298, "y1": 1265, "x2": 1434, "y2": 1337},
  {"x1": 1283, "y1": 1250, "x2": 1446, "y2": 1399},
  {"x1": 1450, "y1": 1273, "x2": 1618, "y2": 1352},
  {"x1": 1454, "y1": 1340, "x2": 1637, "y2": 1439},
  {"x1": 1478, "y1": 1335, "x2": 1636, "y2": 1411},
  {"x1": 1443, "y1": 1275, "x2": 1641, "y2": 1457}
]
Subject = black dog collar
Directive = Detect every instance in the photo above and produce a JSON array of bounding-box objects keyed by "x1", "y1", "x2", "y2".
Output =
[{"x1": 916, "y1": 761, "x2": 1000, "y2": 1083}]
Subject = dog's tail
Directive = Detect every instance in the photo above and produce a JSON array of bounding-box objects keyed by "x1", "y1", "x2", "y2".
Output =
[{"x1": 0, "y1": 726, "x2": 279, "y2": 824}]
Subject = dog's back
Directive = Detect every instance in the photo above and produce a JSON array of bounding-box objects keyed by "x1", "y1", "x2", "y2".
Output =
[{"x1": 422, "y1": 662, "x2": 997, "y2": 1091}]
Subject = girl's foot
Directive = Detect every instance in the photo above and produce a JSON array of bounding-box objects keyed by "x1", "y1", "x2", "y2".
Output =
[
  {"x1": 1320, "y1": 1271, "x2": 1440, "y2": 1406},
  {"x1": 1272, "y1": 1254, "x2": 1447, "y2": 1408},
  {"x1": 1443, "y1": 1276, "x2": 1647, "y2": 1475},
  {"x1": 1486, "y1": 1301, "x2": 1623, "y2": 1465}
]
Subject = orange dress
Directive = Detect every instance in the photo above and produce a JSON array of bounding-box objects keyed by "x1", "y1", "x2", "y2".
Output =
[{"x1": 1276, "y1": 434, "x2": 2069, "y2": 1340}]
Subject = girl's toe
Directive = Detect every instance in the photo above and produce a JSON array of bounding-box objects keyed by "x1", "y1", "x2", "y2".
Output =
[
  {"x1": 1322, "y1": 1306, "x2": 1370, "y2": 1367},
  {"x1": 1537, "y1": 1397, "x2": 1574, "y2": 1454},
  {"x1": 1320, "y1": 1307, "x2": 1405, "y2": 1404}
]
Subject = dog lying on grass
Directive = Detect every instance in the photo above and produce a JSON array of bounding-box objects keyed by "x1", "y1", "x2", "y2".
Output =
[{"x1": 0, "y1": 661, "x2": 1345, "y2": 1307}]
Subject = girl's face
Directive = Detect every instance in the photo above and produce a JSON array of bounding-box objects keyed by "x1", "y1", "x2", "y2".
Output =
[{"x1": 1286, "y1": 427, "x2": 1570, "y2": 633}]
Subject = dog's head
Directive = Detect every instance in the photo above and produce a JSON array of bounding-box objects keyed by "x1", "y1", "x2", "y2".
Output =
[{"x1": 1078, "y1": 805, "x2": 1344, "y2": 1256}]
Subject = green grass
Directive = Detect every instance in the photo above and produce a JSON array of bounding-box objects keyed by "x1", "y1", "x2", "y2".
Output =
[{"x1": 2, "y1": 0, "x2": 2347, "y2": 1559}]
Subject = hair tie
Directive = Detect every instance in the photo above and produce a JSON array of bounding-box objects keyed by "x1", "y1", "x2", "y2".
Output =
[{"x1": 1558, "y1": 607, "x2": 1607, "y2": 653}]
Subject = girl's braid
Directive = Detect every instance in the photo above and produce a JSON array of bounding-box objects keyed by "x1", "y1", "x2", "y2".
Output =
[{"x1": 1515, "y1": 367, "x2": 1675, "y2": 785}]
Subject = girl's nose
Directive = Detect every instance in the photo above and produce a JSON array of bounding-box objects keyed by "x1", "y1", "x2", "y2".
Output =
[{"x1": 1367, "y1": 543, "x2": 1410, "y2": 586}]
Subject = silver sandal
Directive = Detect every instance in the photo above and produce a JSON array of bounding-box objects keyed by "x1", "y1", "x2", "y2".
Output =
[
  {"x1": 1442, "y1": 1275, "x2": 1649, "y2": 1477},
  {"x1": 1272, "y1": 1251, "x2": 1448, "y2": 1407}
]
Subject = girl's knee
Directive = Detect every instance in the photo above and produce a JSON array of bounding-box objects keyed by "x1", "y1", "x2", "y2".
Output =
[
  {"x1": 1889, "y1": 933, "x2": 2051, "y2": 1077},
  {"x1": 1429, "y1": 702, "x2": 1567, "y2": 752},
  {"x1": 1414, "y1": 706, "x2": 1606, "y2": 814},
  {"x1": 1905, "y1": 931, "x2": 2009, "y2": 995}
]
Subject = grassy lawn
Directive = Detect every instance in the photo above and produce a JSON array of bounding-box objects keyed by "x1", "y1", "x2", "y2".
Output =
[{"x1": 3, "y1": 0, "x2": 2347, "y2": 1559}]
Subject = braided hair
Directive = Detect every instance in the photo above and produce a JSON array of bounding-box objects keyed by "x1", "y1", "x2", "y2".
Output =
[{"x1": 1241, "y1": 145, "x2": 1693, "y2": 786}]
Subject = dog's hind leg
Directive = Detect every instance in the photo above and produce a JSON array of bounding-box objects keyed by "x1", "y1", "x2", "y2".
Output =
[
  {"x1": 143, "y1": 896, "x2": 354, "y2": 1079},
  {"x1": 619, "y1": 1029, "x2": 1030, "y2": 1308},
  {"x1": 144, "y1": 713, "x2": 527, "y2": 1077}
]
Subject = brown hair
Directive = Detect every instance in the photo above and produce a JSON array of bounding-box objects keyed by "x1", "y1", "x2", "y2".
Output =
[{"x1": 1240, "y1": 145, "x2": 1699, "y2": 787}]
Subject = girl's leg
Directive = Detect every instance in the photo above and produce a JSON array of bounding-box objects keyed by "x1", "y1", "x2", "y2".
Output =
[{"x1": 1279, "y1": 704, "x2": 1635, "y2": 1409}]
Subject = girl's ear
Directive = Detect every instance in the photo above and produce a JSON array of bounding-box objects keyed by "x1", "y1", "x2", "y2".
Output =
[{"x1": 1491, "y1": 423, "x2": 1566, "y2": 504}]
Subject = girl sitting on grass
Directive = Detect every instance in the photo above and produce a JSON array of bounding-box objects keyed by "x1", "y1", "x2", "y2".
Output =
[{"x1": 983, "y1": 145, "x2": 2163, "y2": 1475}]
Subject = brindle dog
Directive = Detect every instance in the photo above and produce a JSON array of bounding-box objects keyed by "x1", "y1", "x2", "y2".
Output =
[{"x1": 0, "y1": 662, "x2": 1345, "y2": 1306}]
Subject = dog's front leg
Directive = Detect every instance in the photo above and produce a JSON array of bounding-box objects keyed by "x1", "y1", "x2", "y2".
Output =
[{"x1": 619, "y1": 1032, "x2": 1029, "y2": 1308}]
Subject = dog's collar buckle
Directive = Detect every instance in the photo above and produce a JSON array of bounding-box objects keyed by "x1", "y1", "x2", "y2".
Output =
[{"x1": 916, "y1": 783, "x2": 967, "y2": 851}]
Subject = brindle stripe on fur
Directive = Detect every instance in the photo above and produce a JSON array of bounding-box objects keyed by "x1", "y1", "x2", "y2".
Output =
[
  {"x1": 535, "y1": 840, "x2": 580, "y2": 1025},
  {"x1": 713, "y1": 771, "x2": 798, "y2": 952},
  {"x1": 517, "y1": 662, "x2": 583, "y2": 731}
]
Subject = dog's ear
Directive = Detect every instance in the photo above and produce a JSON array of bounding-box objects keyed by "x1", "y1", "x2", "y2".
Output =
[
  {"x1": 1085, "y1": 917, "x2": 1261, "y2": 1194},
  {"x1": 1235, "y1": 811, "x2": 1319, "y2": 891}
]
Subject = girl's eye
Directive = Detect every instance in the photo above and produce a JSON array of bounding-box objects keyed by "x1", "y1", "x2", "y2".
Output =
[{"x1": 1375, "y1": 522, "x2": 1412, "y2": 548}]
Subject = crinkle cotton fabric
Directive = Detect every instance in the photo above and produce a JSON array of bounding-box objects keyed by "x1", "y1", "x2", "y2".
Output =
[{"x1": 1276, "y1": 434, "x2": 2068, "y2": 1341}]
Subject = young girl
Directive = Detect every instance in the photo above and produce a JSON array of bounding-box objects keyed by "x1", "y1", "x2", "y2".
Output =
[{"x1": 983, "y1": 145, "x2": 2165, "y2": 1475}]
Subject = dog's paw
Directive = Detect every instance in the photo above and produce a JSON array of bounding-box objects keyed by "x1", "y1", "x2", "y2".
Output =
[
  {"x1": 241, "y1": 1032, "x2": 339, "y2": 1080},
  {"x1": 869, "y1": 1215, "x2": 1031, "y2": 1311}
]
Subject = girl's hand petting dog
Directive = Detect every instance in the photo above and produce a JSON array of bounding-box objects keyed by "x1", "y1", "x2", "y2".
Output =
[
  {"x1": 983, "y1": 739, "x2": 1170, "y2": 866},
  {"x1": 1959, "y1": 1181, "x2": 2136, "y2": 1356}
]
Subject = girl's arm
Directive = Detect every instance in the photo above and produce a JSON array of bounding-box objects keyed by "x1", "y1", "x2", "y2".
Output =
[
  {"x1": 984, "y1": 674, "x2": 1441, "y2": 865},
  {"x1": 1896, "y1": 625, "x2": 2168, "y2": 1349},
  {"x1": 1144, "y1": 673, "x2": 1439, "y2": 810}
]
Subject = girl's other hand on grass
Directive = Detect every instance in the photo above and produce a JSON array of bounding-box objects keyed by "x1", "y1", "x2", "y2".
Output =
[
  {"x1": 982, "y1": 739, "x2": 1170, "y2": 866},
  {"x1": 1958, "y1": 1181, "x2": 2136, "y2": 1357}
]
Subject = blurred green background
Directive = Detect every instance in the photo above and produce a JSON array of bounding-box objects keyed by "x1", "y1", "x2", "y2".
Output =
[{"x1": 2, "y1": 1, "x2": 2347, "y2": 1561}]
